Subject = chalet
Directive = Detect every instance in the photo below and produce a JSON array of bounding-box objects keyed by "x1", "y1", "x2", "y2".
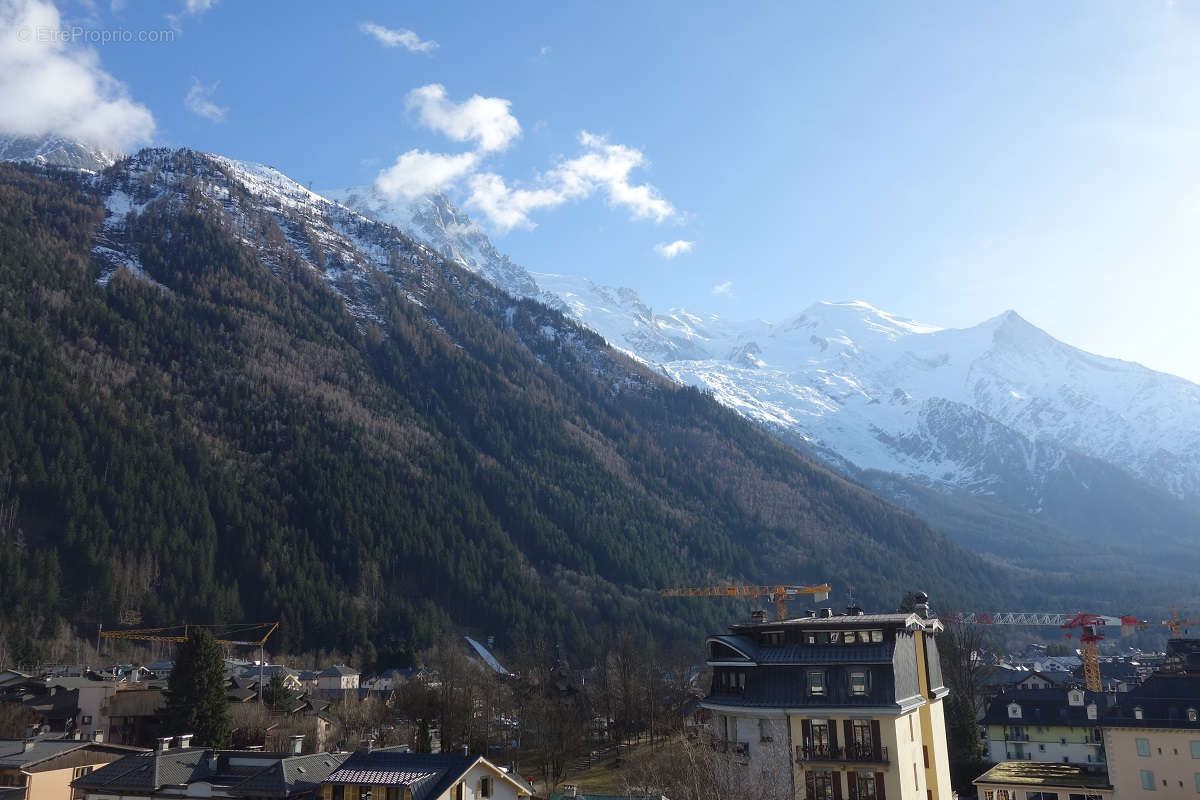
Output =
[{"x1": 319, "y1": 748, "x2": 532, "y2": 800}]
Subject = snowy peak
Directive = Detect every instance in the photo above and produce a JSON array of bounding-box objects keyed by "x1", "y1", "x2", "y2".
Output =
[
  {"x1": 782, "y1": 300, "x2": 943, "y2": 342},
  {"x1": 0, "y1": 134, "x2": 121, "y2": 172},
  {"x1": 326, "y1": 185, "x2": 540, "y2": 299}
]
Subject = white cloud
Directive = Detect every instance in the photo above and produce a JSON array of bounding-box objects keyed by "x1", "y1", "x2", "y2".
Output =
[
  {"x1": 459, "y1": 130, "x2": 677, "y2": 232},
  {"x1": 0, "y1": 0, "x2": 155, "y2": 150},
  {"x1": 551, "y1": 132, "x2": 675, "y2": 222},
  {"x1": 184, "y1": 78, "x2": 226, "y2": 122},
  {"x1": 375, "y1": 149, "x2": 480, "y2": 200},
  {"x1": 711, "y1": 281, "x2": 733, "y2": 296},
  {"x1": 655, "y1": 239, "x2": 694, "y2": 259},
  {"x1": 184, "y1": 0, "x2": 214, "y2": 13},
  {"x1": 538, "y1": 45, "x2": 551, "y2": 57},
  {"x1": 359, "y1": 21, "x2": 437, "y2": 54},
  {"x1": 406, "y1": 83, "x2": 520, "y2": 153},
  {"x1": 465, "y1": 172, "x2": 568, "y2": 232}
]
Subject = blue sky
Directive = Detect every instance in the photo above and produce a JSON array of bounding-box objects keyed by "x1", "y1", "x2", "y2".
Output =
[{"x1": 4, "y1": 0, "x2": 1199, "y2": 381}]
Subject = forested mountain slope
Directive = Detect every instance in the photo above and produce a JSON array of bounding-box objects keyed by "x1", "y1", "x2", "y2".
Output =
[{"x1": 0, "y1": 155, "x2": 1026, "y2": 662}]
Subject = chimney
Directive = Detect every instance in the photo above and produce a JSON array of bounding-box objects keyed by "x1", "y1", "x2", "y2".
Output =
[
  {"x1": 176, "y1": 734, "x2": 193, "y2": 749},
  {"x1": 819, "y1": 607, "x2": 834, "y2": 618},
  {"x1": 846, "y1": 604, "x2": 864, "y2": 616},
  {"x1": 289, "y1": 735, "x2": 305, "y2": 756},
  {"x1": 358, "y1": 738, "x2": 373, "y2": 754},
  {"x1": 156, "y1": 737, "x2": 173, "y2": 752},
  {"x1": 459, "y1": 744, "x2": 469, "y2": 757},
  {"x1": 913, "y1": 591, "x2": 930, "y2": 619},
  {"x1": 750, "y1": 609, "x2": 767, "y2": 624},
  {"x1": 92, "y1": 730, "x2": 105, "y2": 743},
  {"x1": 23, "y1": 739, "x2": 37, "y2": 752}
]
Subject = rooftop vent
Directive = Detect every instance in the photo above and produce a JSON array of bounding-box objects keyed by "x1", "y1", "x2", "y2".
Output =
[
  {"x1": 750, "y1": 609, "x2": 768, "y2": 624},
  {"x1": 289, "y1": 734, "x2": 305, "y2": 755},
  {"x1": 156, "y1": 737, "x2": 173, "y2": 752},
  {"x1": 176, "y1": 734, "x2": 193, "y2": 749},
  {"x1": 846, "y1": 605, "x2": 865, "y2": 616},
  {"x1": 819, "y1": 607, "x2": 834, "y2": 618}
]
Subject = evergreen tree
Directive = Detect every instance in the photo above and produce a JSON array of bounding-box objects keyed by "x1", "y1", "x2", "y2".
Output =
[
  {"x1": 263, "y1": 672, "x2": 295, "y2": 712},
  {"x1": 415, "y1": 718, "x2": 432, "y2": 753},
  {"x1": 159, "y1": 629, "x2": 231, "y2": 748}
]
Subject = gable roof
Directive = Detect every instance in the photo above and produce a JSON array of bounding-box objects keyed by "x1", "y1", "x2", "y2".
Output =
[
  {"x1": 324, "y1": 751, "x2": 527, "y2": 800},
  {"x1": 319, "y1": 666, "x2": 358, "y2": 678},
  {"x1": 1107, "y1": 675, "x2": 1200, "y2": 728}
]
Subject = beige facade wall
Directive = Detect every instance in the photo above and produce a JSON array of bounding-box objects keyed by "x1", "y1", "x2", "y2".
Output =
[
  {"x1": 1104, "y1": 726, "x2": 1200, "y2": 796},
  {"x1": 27, "y1": 767, "x2": 74, "y2": 800},
  {"x1": 785, "y1": 708, "x2": 932, "y2": 800}
]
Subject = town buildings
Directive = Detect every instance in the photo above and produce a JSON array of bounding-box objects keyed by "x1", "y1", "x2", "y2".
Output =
[{"x1": 702, "y1": 603, "x2": 953, "y2": 800}]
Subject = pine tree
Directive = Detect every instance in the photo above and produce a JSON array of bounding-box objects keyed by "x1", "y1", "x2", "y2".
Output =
[
  {"x1": 159, "y1": 629, "x2": 231, "y2": 748},
  {"x1": 416, "y1": 718, "x2": 432, "y2": 753}
]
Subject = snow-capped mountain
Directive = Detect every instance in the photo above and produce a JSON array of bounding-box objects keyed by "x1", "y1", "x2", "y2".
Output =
[
  {"x1": 0, "y1": 134, "x2": 120, "y2": 172},
  {"x1": 329, "y1": 185, "x2": 1200, "y2": 518}
]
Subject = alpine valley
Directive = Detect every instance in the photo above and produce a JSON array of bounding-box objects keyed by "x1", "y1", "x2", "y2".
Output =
[{"x1": 0, "y1": 138, "x2": 1195, "y2": 662}]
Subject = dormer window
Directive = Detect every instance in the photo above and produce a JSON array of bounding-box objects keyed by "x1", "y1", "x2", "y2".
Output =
[
  {"x1": 1087, "y1": 704, "x2": 1098, "y2": 720},
  {"x1": 1134, "y1": 706, "x2": 1144, "y2": 720},
  {"x1": 1069, "y1": 689, "x2": 1084, "y2": 707},
  {"x1": 1008, "y1": 703, "x2": 1022, "y2": 719},
  {"x1": 1189, "y1": 708, "x2": 1197, "y2": 722}
]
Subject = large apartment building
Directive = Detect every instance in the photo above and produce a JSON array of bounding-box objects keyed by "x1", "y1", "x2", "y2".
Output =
[{"x1": 702, "y1": 603, "x2": 953, "y2": 800}]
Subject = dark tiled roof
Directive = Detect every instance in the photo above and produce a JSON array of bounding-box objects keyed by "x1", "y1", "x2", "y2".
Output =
[
  {"x1": 755, "y1": 643, "x2": 895, "y2": 664},
  {"x1": 1106, "y1": 675, "x2": 1200, "y2": 728},
  {"x1": 74, "y1": 749, "x2": 347, "y2": 797},
  {"x1": 0, "y1": 786, "x2": 27, "y2": 800},
  {"x1": 230, "y1": 753, "x2": 347, "y2": 797},
  {"x1": 319, "y1": 666, "x2": 359, "y2": 677},
  {"x1": 0, "y1": 739, "x2": 87, "y2": 769},
  {"x1": 72, "y1": 748, "x2": 209, "y2": 792},
  {"x1": 982, "y1": 688, "x2": 1104, "y2": 726}
]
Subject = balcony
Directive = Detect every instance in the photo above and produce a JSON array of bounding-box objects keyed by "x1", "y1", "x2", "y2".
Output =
[
  {"x1": 796, "y1": 744, "x2": 889, "y2": 764},
  {"x1": 710, "y1": 737, "x2": 750, "y2": 756},
  {"x1": 1006, "y1": 732, "x2": 1030, "y2": 742}
]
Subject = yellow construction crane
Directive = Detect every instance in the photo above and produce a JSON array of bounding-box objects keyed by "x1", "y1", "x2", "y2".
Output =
[
  {"x1": 99, "y1": 622, "x2": 279, "y2": 646},
  {"x1": 660, "y1": 583, "x2": 832, "y2": 621},
  {"x1": 100, "y1": 622, "x2": 280, "y2": 703},
  {"x1": 1164, "y1": 606, "x2": 1200, "y2": 636}
]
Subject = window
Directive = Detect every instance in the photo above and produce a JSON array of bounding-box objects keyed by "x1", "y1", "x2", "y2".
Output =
[
  {"x1": 1138, "y1": 738, "x2": 1151, "y2": 757},
  {"x1": 913, "y1": 763, "x2": 919, "y2": 791},
  {"x1": 1039, "y1": 744, "x2": 1046, "y2": 752},
  {"x1": 871, "y1": 630, "x2": 884, "y2": 643},
  {"x1": 358, "y1": 788, "x2": 371, "y2": 800},
  {"x1": 1067, "y1": 795, "x2": 1103, "y2": 800},
  {"x1": 1192, "y1": 741, "x2": 1200, "y2": 758},
  {"x1": 81, "y1": 715, "x2": 92, "y2": 725},
  {"x1": 808, "y1": 671, "x2": 826, "y2": 697},
  {"x1": 806, "y1": 633, "x2": 817, "y2": 645},
  {"x1": 812, "y1": 721, "x2": 831, "y2": 755},
  {"x1": 72, "y1": 767, "x2": 93, "y2": 779},
  {"x1": 1194, "y1": 773, "x2": 1200, "y2": 793},
  {"x1": 909, "y1": 714, "x2": 915, "y2": 741},
  {"x1": 454, "y1": 784, "x2": 464, "y2": 800},
  {"x1": 479, "y1": 776, "x2": 492, "y2": 797},
  {"x1": 923, "y1": 745, "x2": 930, "y2": 768},
  {"x1": 386, "y1": 789, "x2": 400, "y2": 800},
  {"x1": 1135, "y1": 706, "x2": 1145, "y2": 720},
  {"x1": 1141, "y1": 769, "x2": 1156, "y2": 790},
  {"x1": 1027, "y1": 793, "x2": 1060, "y2": 800},
  {"x1": 1008, "y1": 703, "x2": 1022, "y2": 719},
  {"x1": 851, "y1": 719, "x2": 873, "y2": 758},
  {"x1": 811, "y1": 770, "x2": 836, "y2": 800},
  {"x1": 854, "y1": 772, "x2": 879, "y2": 800},
  {"x1": 332, "y1": 787, "x2": 345, "y2": 800}
]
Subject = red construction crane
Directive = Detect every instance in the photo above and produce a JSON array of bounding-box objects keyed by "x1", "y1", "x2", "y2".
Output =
[{"x1": 950, "y1": 611, "x2": 1140, "y2": 692}]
